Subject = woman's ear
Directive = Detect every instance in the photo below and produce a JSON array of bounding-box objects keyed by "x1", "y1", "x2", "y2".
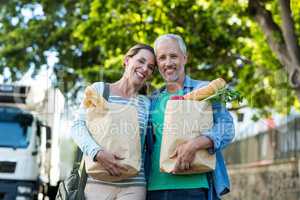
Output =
[{"x1": 124, "y1": 56, "x2": 130, "y2": 67}]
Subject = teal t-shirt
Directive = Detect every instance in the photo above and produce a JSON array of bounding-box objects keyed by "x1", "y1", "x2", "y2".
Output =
[{"x1": 147, "y1": 89, "x2": 209, "y2": 191}]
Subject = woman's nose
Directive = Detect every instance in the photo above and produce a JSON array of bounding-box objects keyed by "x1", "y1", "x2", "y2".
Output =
[{"x1": 141, "y1": 64, "x2": 148, "y2": 72}]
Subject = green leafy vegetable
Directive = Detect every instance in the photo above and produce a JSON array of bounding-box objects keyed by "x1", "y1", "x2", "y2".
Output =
[{"x1": 202, "y1": 86, "x2": 243, "y2": 104}]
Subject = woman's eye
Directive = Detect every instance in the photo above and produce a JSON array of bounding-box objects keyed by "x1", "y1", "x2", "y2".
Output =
[
  {"x1": 138, "y1": 59, "x2": 145, "y2": 64},
  {"x1": 148, "y1": 65, "x2": 154, "y2": 71}
]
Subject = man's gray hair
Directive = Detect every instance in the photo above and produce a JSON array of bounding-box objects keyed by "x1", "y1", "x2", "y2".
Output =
[{"x1": 154, "y1": 34, "x2": 187, "y2": 55}]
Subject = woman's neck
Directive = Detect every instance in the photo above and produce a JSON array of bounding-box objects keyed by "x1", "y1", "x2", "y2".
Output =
[{"x1": 110, "y1": 78, "x2": 140, "y2": 98}]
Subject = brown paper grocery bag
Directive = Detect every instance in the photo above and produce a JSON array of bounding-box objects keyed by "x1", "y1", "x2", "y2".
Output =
[
  {"x1": 160, "y1": 100, "x2": 215, "y2": 174},
  {"x1": 83, "y1": 86, "x2": 141, "y2": 181}
]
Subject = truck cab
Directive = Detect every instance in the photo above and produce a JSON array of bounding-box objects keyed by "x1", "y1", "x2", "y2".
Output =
[
  {"x1": 0, "y1": 107, "x2": 44, "y2": 199},
  {"x1": 0, "y1": 84, "x2": 74, "y2": 200}
]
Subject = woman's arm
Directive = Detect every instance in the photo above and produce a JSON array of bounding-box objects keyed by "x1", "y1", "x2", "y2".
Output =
[{"x1": 70, "y1": 102, "x2": 103, "y2": 159}]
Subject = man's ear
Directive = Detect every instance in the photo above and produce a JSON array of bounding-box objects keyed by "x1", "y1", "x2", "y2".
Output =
[{"x1": 183, "y1": 53, "x2": 188, "y2": 65}]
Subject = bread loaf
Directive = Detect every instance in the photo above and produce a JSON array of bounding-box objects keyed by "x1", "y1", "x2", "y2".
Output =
[{"x1": 183, "y1": 78, "x2": 226, "y2": 101}]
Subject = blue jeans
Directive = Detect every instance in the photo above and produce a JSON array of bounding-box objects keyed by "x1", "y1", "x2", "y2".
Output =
[{"x1": 147, "y1": 188, "x2": 208, "y2": 200}]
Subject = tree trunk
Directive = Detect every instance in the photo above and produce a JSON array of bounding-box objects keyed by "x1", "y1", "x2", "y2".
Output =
[{"x1": 248, "y1": 0, "x2": 300, "y2": 100}]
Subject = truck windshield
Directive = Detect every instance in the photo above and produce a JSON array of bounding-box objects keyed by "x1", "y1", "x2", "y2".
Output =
[
  {"x1": 0, "y1": 122, "x2": 29, "y2": 148},
  {"x1": 0, "y1": 107, "x2": 33, "y2": 148}
]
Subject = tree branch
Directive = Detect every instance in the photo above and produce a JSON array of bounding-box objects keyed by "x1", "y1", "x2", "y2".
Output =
[
  {"x1": 278, "y1": 0, "x2": 300, "y2": 66},
  {"x1": 278, "y1": 0, "x2": 300, "y2": 88},
  {"x1": 248, "y1": 0, "x2": 300, "y2": 90},
  {"x1": 248, "y1": 0, "x2": 290, "y2": 67}
]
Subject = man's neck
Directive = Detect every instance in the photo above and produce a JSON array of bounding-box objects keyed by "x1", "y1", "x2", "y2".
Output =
[{"x1": 166, "y1": 76, "x2": 185, "y2": 93}]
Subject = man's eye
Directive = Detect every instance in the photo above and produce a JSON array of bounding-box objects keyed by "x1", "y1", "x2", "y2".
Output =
[{"x1": 158, "y1": 56, "x2": 165, "y2": 61}]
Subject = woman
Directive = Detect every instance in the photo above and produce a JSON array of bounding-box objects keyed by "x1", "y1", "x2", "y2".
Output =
[{"x1": 71, "y1": 44, "x2": 156, "y2": 200}]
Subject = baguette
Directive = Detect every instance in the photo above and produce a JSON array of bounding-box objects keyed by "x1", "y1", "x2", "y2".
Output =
[
  {"x1": 83, "y1": 86, "x2": 108, "y2": 110},
  {"x1": 183, "y1": 78, "x2": 226, "y2": 101}
]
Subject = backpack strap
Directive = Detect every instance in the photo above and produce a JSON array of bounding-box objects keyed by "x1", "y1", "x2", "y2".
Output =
[
  {"x1": 77, "y1": 160, "x2": 87, "y2": 200},
  {"x1": 103, "y1": 83, "x2": 110, "y2": 100}
]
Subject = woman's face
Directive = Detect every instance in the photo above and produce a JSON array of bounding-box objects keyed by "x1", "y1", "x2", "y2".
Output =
[{"x1": 124, "y1": 49, "x2": 155, "y2": 86}]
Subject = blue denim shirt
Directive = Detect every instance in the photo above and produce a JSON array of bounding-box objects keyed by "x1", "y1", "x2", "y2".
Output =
[{"x1": 145, "y1": 75, "x2": 235, "y2": 199}]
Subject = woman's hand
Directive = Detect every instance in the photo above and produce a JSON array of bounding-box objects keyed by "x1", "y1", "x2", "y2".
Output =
[{"x1": 95, "y1": 150, "x2": 128, "y2": 176}]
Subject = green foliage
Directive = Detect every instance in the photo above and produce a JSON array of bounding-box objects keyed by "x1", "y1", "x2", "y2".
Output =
[
  {"x1": 0, "y1": 0, "x2": 299, "y2": 115},
  {"x1": 71, "y1": 0, "x2": 250, "y2": 84}
]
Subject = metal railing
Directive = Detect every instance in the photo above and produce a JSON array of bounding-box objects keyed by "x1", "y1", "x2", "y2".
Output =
[{"x1": 224, "y1": 117, "x2": 300, "y2": 165}]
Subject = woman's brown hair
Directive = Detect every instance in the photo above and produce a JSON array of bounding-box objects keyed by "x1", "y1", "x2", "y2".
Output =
[{"x1": 123, "y1": 44, "x2": 156, "y2": 67}]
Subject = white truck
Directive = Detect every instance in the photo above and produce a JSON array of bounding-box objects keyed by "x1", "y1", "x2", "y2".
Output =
[{"x1": 0, "y1": 84, "x2": 76, "y2": 200}]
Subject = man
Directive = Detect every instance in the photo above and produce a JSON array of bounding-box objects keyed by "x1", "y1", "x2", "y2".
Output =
[{"x1": 145, "y1": 34, "x2": 235, "y2": 200}]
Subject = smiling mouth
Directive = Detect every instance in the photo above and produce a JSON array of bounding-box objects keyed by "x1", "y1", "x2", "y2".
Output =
[
  {"x1": 165, "y1": 68, "x2": 176, "y2": 74},
  {"x1": 136, "y1": 71, "x2": 146, "y2": 79}
]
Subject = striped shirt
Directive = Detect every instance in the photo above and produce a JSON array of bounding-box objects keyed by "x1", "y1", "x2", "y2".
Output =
[{"x1": 71, "y1": 82, "x2": 150, "y2": 187}]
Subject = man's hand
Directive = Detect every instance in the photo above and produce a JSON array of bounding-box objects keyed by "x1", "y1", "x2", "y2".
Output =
[
  {"x1": 95, "y1": 150, "x2": 128, "y2": 176},
  {"x1": 169, "y1": 136, "x2": 213, "y2": 173},
  {"x1": 169, "y1": 140, "x2": 198, "y2": 173}
]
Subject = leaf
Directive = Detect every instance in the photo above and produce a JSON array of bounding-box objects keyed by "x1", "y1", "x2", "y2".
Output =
[{"x1": 202, "y1": 86, "x2": 243, "y2": 104}]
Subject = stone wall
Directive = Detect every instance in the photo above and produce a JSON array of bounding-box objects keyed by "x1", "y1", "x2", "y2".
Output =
[
  {"x1": 223, "y1": 117, "x2": 300, "y2": 200},
  {"x1": 224, "y1": 160, "x2": 300, "y2": 200}
]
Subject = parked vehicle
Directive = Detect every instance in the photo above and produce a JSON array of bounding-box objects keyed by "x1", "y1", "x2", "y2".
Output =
[{"x1": 0, "y1": 84, "x2": 76, "y2": 200}]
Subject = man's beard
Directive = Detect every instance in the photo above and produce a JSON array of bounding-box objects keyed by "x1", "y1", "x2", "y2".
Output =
[
  {"x1": 166, "y1": 74, "x2": 179, "y2": 82},
  {"x1": 161, "y1": 70, "x2": 179, "y2": 82}
]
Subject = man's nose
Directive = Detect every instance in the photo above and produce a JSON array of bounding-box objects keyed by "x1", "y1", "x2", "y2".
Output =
[{"x1": 165, "y1": 57, "x2": 172, "y2": 66}]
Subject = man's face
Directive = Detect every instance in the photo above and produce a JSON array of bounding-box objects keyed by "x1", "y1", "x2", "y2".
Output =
[{"x1": 156, "y1": 39, "x2": 187, "y2": 83}]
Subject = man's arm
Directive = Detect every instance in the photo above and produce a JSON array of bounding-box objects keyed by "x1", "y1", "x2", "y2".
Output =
[{"x1": 201, "y1": 101, "x2": 235, "y2": 153}]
